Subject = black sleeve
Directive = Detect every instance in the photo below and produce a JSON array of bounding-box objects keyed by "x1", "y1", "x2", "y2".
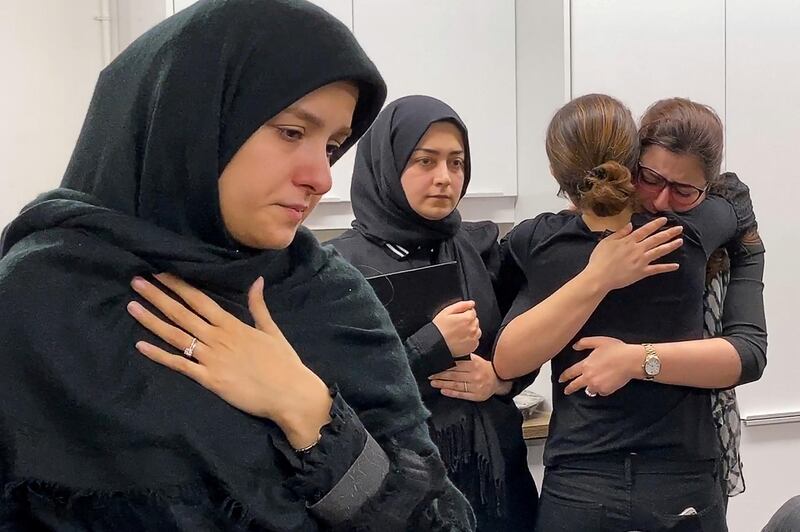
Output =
[
  {"x1": 710, "y1": 172, "x2": 758, "y2": 237},
  {"x1": 338, "y1": 423, "x2": 476, "y2": 532},
  {"x1": 677, "y1": 195, "x2": 738, "y2": 259},
  {"x1": 274, "y1": 390, "x2": 475, "y2": 531},
  {"x1": 404, "y1": 322, "x2": 455, "y2": 380},
  {"x1": 493, "y1": 234, "x2": 527, "y2": 317},
  {"x1": 722, "y1": 239, "x2": 768, "y2": 385}
]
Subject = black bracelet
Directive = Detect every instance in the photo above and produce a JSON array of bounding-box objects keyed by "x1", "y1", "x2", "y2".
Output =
[{"x1": 491, "y1": 358, "x2": 511, "y2": 382}]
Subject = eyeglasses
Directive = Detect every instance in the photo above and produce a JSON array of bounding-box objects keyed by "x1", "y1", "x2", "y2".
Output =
[{"x1": 636, "y1": 162, "x2": 708, "y2": 207}]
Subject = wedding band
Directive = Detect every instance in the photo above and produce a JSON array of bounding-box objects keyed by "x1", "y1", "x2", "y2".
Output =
[
  {"x1": 585, "y1": 388, "x2": 597, "y2": 397},
  {"x1": 183, "y1": 337, "x2": 198, "y2": 359},
  {"x1": 463, "y1": 381, "x2": 469, "y2": 393}
]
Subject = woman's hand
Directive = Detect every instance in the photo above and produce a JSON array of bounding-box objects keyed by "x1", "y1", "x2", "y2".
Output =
[
  {"x1": 432, "y1": 300, "x2": 482, "y2": 357},
  {"x1": 558, "y1": 336, "x2": 642, "y2": 396},
  {"x1": 585, "y1": 217, "x2": 684, "y2": 293},
  {"x1": 127, "y1": 273, "x2": 332, "y2": 449},
  {"x1": 428, "y1": 354, "x2": 512, "y2": 402}
]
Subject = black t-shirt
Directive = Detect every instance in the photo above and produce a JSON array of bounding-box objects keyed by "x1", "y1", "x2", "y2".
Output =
[{"x1": 503, "y1": 196, "x2": 737, "y2": 465}]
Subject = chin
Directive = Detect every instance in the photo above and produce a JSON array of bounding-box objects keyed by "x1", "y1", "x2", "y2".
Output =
[{"x1": 249, "y1": 228, "x2": 298, "y2": 250}]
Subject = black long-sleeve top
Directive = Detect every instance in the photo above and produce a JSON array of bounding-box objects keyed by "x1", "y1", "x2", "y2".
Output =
[{"x1": 502, "y1": 195, "x2": 741, "y2": 466}]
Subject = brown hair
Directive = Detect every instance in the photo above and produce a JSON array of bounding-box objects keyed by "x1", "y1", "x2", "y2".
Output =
[
  {"x1": 638, "y1": 97, "x2": 724, "y2": 184},
  {"x1": 546, "y1": 94, "x2": 639, "y2": 217}
]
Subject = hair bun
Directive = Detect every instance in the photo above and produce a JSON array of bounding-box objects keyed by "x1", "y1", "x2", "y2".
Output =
[{"x1": 580, "y1": 161, "x2": 635, "y2": 216}]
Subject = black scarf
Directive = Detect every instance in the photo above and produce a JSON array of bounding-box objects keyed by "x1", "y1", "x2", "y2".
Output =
[
  {"x1": 0, "y1": 1, "x2": 431, "y2": 529},
  {"x1": 348, "y1": 95, "x2": 507, "y2": 516}
]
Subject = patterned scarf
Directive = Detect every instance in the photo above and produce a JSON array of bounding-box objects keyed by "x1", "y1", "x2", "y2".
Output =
[{"x1": 704, "y1": 253, "x2": 746, "y2": 497}]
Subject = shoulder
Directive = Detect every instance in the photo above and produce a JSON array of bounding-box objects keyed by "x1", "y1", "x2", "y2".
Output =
[
  {"x1": 505, "y1": 211, "x2": 577, "y2": 258},
  {"x1": 459, "y1": 220, "x2": 499, "y2": 254}
]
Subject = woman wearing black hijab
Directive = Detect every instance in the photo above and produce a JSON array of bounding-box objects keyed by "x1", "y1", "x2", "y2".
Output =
[
  {"x1": 326, "y1": 95, "x2": 538, "y2": 531},
  {"x1": 0, "y1": 1, "x2": 474, "y2": 530}
]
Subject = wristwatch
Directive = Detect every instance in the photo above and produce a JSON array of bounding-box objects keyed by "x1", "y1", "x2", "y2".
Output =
[{"x1": 642, "y1": 343, "x2": 661, "y2": 380}]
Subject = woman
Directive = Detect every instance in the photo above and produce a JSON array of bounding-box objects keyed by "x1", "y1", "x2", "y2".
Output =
[
  {"x1": 325, "y1": 95, "x2": 677, "y2": 530},
  {"x1": 493, "y1": 94, "x2": 754, "y2": 531},
  {"x1": 0, "y1": 1, "x2": 474, "y2": 530},
  {"x1": 638, "y1": 98, "x2": 767, "y2": 506},
  {"x1": 325, "y1": 95, "x2": 537, "y2": 531}
]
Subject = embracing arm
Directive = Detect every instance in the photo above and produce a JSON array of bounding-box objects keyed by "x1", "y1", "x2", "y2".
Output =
[
  {"x1": 493, "y1": 218, "x2": 683, "y2": 380},
  {"x1": 559, "y1": 237, "x2": 767, "y2": 394}
]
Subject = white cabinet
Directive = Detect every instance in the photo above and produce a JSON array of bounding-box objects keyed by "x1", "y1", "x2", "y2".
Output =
[
  {"x1": 351, "y1": 0, "x2": 517, "y2": 199},
  {"x1": 309, "y1": 0, "x2": 519, "y2": 228},
  {"x1": 570, "y1": 0, "x2": 725, "y2": 121}
]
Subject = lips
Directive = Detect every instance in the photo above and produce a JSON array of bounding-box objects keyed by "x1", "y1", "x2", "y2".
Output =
[{"x1": 278, "y1": 203, "x2": 308, "y2": 222}]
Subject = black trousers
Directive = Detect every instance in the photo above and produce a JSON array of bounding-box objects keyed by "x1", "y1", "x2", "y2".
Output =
[{"x1": 534, "y1": 454, "x2": 727, "y2": 532}]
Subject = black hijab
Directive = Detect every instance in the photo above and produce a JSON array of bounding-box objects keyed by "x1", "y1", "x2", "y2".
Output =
[
  {"x1": 350, "y1": 95, "x2": 500, "y2": 358},
  {"x1": 0, "y1": 1, "x2": 431, "y2": 529}
]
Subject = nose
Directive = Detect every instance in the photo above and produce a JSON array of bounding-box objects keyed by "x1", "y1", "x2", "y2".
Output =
[
  {"x1": 652, "y1": 186, "x2": 673, "y2": 212},
  {"x1": 295, "y1": 147, "x2": 333, "y2": 195},
  {"x1": 432, "y1": 162, "x2": 452, "y2": 186}
]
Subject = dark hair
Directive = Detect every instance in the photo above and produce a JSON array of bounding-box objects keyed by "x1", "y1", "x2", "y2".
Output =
[
  {"x1": 546, "y1": 93, "x2": 639, "y2": 217},
  {"x1": 638, "y1": 97, "x2": 724, "y2": 184}
]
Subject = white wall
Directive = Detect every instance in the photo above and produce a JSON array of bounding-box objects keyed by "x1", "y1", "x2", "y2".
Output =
[{"x1": 0, "y1": 1, "x2": 104, "y2": 226}]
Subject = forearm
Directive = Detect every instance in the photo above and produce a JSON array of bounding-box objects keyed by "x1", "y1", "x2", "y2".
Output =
[
  {"x1": 634, "y1": 338, "x2": 742, "y2": 388},
  {"x1": 494, "y1": 269, "x2": 608, "y2": 379}
]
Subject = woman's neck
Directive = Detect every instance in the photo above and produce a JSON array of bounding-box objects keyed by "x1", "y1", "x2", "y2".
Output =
[{"x1": 581, "y1": 206, "x2": 634, "y2": 232}]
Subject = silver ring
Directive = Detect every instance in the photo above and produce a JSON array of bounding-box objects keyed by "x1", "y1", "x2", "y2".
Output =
[
  {"x1": 463, "y1": 381, "x2": 469, "y2": 393},
  {"x1": 183, "y1": 337, "x2": 198, "y2": 359},
  {"x1": 585, "y1": 387, "x2": 597, "y2": 397}
]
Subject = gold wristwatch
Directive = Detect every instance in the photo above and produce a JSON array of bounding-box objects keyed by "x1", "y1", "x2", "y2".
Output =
[{"x1": 642, "y1": 343, "x2": 661, "y2": 380}]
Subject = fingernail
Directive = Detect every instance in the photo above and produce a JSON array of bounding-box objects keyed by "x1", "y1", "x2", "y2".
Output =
[
  {"x1": 255, "y1": 276, "x2": 264, "y2": 290},
  {"x1": 135, "y1": 341, "x2": 147, "y2": 352},
  {"x1": 127, "y1": 301, "x2": 143, "y2": 315},
  {"x1": 131, "y1": 276, "x2": 147, "y2": 290}
]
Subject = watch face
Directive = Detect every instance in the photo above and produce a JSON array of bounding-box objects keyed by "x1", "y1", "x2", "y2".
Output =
[{"x1": 645, "y1": 356, "x2": 661, "y2": 376}]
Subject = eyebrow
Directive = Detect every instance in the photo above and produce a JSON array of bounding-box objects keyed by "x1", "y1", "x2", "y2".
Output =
[
  {"x1": 412, "y1": 148, "x2": 465, "y2": 156},
  {"x1": 282, "y1": 106, "x2": 352, "y2": 137}
]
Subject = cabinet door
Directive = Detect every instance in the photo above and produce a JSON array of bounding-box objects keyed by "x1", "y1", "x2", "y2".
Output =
[
  {"x1": 348, "y1": 0, "x2": 518, "y2": 200},
  {"x1": 570, "y1": 0, "x2": 725, "y2": 120}
]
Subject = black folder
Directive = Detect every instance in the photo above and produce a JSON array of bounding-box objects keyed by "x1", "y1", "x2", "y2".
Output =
[{"x1": 365, "y1": 261, "x2": 465, "y2": 339}]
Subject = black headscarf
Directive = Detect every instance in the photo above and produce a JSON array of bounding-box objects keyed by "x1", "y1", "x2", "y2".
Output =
[
  {"x1": 0, "y1": 1, "x2": 433, "y2": 529},
  {"x1": 61, "y1": 0, "x2": 384, "y2": 249},
  {"x1": 350, "y1": 95, "x2": 500, "y2": 358}
]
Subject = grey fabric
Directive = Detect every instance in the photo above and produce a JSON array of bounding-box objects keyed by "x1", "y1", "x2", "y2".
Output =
[
  {"x1": 309, "y1": 432, "x2": 390, "y2": 526},
  {"x1": 762, "y1": 495, "x2": 800, "y2": 532}
]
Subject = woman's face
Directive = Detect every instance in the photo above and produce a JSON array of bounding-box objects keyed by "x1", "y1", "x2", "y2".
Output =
[
  {"x1": 400, "y1": 121, "x2": 466, "y2": 221},
  {"x1": 218, "y1": 81, "x2": 358, "y2": 249},
  {"x1": 637, "y1": 145, "x2": 708, "y2": 213}
]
